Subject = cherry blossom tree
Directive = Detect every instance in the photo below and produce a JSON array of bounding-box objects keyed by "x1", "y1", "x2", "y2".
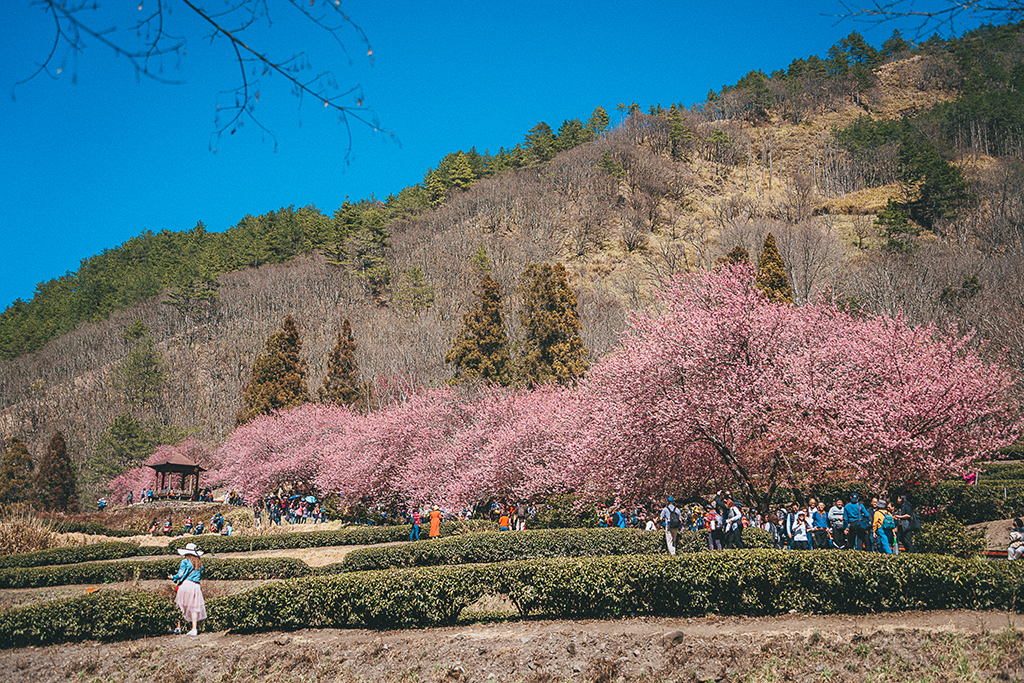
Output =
[
  {"x1": 572, "y1": 264, "x2": 1021, "y2": 510},
  {"x1": 106, "y1": 439, "x2": 214, "y2": 503}
]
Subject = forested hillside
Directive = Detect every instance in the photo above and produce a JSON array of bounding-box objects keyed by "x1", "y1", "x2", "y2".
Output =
[{"x1": 2, "y1": 22, "x2": 1023, "y2": 501}]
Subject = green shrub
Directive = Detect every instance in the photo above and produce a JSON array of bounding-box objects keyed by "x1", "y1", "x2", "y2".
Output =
[
  {"x1": 916, "y1": 518, "x2": 987, "y2": 558},
  {"x1": 51, "y1": 521, "x2": 139, "y2": 537},
  {"x1": 0, "y1": 590, "x2": 178, "y2": 648},
  {"x1": 0, "y1": 557, "x2": 311, "y2": 589},
  {"x1": 0, "y1": 541, "x2": 142, "y2": 569},
  {"x1": 329, "y1": 526, "x2": 776, "y2": 574},
  {"x1": 167, "y1": 520, "x2": 492, "y2": 554}
]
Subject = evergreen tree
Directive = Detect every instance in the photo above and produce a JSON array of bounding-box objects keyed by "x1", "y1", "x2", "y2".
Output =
[
  {"x1": 445, "y1": 274, "x2": 514, "y2": 386},
  {"x1": 524, "y1": 122, "x2": 557, "y2": 164},
  {"x1": 112, "y1": 321, "x2": 166, "y2": 407},
  {"x1": 446, "y1": 152, "x2": 476, "y2": 191},
  {"x1": 34, "y1": 431, "x2": 78, "y2": 512},
  {"x1": 83, "y1": 414, "x2": 184, "y2": 489},
  {"x1": 236, "y1": 315, "x2": 311, "y2": 425},
  {"x1": 319, "y1": 319, "x2": 367, "y2": 409},
  {"x1": 163, "y1": 270, "x2": 219, "y2": 327},
  {"x1": 586, "y1": 106, "x2": 610, "y2": 135},
  {"x1": 719, "y1": 245, "x2": 750, "y2": 265},
  {"x1": 518, "y1": 263, "x2": 589, "y2": 387},
  {"x1": 756, "y1": 233, "x2": 794, "y2": 304},
  {"x1": 875, "y1": 199, "x2": 919, "y2": 253},
  {"x1": 424, "y1": 170, "x2": 446, "y2": 208},
  {"x1": 0, "y1": 438, "x2": 35, "y2": 505},
  {"x1": 393, "y1": 266, "x2": 435, "y2": 317}
]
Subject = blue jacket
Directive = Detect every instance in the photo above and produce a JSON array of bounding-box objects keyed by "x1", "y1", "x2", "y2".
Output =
[
  {"x1": 171, "y1": 557, "x2": 202, "y2": 584},
  {"x1": 843, "y1": 501, "x2": 870, "y2": 528}
]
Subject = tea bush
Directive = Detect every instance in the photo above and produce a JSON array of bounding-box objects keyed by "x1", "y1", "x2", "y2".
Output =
[
  {"x1": 0, "y1": 541, "x2": 142, "y2": 569},
  {"x1": 916, "y1": 518, "x2": 987, "y2": 558}
]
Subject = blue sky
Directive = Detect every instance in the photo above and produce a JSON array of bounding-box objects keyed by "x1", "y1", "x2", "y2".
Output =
[{"x1": 0, "y1": 0, "x2": 978, "y2": 309}]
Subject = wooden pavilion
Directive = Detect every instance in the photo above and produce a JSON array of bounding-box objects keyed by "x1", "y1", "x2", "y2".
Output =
[{"x1": 147, "y1": 452, "x2": 207, "y2": 500}]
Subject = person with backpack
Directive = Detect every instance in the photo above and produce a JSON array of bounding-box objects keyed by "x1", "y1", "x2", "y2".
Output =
[
  {"x1": 724, "y1": 497, "x2": 743, "y2": 549},
  {"x1": 661, "y1": 496, "x2": 683, "y2": 555},
  {"x1": 843, "y1": 493, "x2": 871, "y2": 550},
  {"x1": 872, "y1": 499, "x2": 895, "y2": 554}
]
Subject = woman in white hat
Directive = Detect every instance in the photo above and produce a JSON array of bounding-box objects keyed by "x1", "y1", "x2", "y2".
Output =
[{"x1": 168, "y1": 542, "x2": 206, "y2": 635}]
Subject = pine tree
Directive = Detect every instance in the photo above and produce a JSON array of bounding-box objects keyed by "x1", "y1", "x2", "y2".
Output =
[
  {"x1": 0, "y1": 438, "x2": 35, "y2": 505},
  {"x1": 83, "y1": 414, "x2": 184, "y2": 488},
  {"x1": 875, "y1": 199, "x2": 918, "y2": 253},
  {"x1": 756, "y1": 233, "x2": 794, "y2": 304},
  {"x1": 586, "y1": 106, "x2": 610, "y2": 135},
  {"x1": 424, "y1": 170, "x2": 446, "y2": 207},
  {"x1": 236, "y1": 315, "x2": 311, "y2": 425},
  {"x1": 518, "y1": 263, "x2": 589, "y2": 387},
  {"x1": 112, "y1": 321, "x2": 166, "y2": 407},
  {"x1": 393, "y1": 267, "x2": 435, "y2": 317},
  {"x1": 34, "y1": 431, "x2": 78, "y2": 512},
  {"x1": 446, "y1": 152, "x2": 476, "y2": 191},
  {"x1": 445, "y1": 274, "x2": 514, "y2": 386},
  {"x1": 719, "y1": 245, "x2": 750, "y2": 265},
  {"x1": 319, "y1": 319, "x2": 367, "y2": 409}
]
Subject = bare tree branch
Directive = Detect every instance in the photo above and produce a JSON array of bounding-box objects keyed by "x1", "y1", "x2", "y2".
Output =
[
  {"x1": 837, "y1": 0, "x2": 1024, "y2": 36},
  {"x1": 15, "y1": 0, "x2": 392, "y2": 154}
]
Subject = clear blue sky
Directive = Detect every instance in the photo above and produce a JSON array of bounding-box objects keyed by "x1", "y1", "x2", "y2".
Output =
[{"x1": 0, "y1": 0, "x2": 976, "y2": 309}]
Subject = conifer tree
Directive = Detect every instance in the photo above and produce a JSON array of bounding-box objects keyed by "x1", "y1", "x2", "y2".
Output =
[
  {"x1": 719, "y1": 244, "x2": 750, "y2": 265},
  {"x1": 424, "y1": 170, "x2": 446, "y2": 208},
  {"x1": 34, "y1": 431, "x2": 78, "y2": 512},
  {"x1": 236, "y1": 315, "x2": 311, "y2": 425},
  {"x1": 393, "y1": 267, "x2": 435, "y2": 317},
  {"x1": 446, "y1": 152, "x2": 476, "y2": 191},
  {"x1": 518, "y1": 263, "x2": 589, "y2": 387},
  {"x1": 113, "y1": 321, "x2": 166, "y2": 407},
  {"x1": 0, "y1": 438, "x2": 34, "y2": 505},
  {"x1": 586, "y1": 106, "x2": 610, "y2": 135},
  {"x1": 319, "y1": 319, "x2": 367, "y2": 409},
  {"x1": 756, "y1": 233, "x2": 794, "y2": 304},
  {"x1": 445, "y1": 274, "x2": 514, "y2": 386}
]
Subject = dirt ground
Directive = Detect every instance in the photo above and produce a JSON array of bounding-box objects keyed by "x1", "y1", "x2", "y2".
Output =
[{"x1": 2, "y1": 610, "x2": 1022, "y2": 682}]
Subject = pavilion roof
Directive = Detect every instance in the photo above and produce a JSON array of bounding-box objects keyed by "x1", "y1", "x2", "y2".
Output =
[{"x1": 147, "y1": 452, "x2": 207, "y2": 473}]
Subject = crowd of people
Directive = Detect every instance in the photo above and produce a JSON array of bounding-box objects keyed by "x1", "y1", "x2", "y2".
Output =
[
  {"x1": 253, "y1": 495, "x2": 326, "y2": 525},
  {"x1": 655, "y1": 491, "x2": 922, "y2": 556}
]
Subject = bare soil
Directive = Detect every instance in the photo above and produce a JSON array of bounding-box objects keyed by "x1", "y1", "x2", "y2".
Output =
[{"x1": 2, "y1": 610, "x2": 1022, "y2": 682}]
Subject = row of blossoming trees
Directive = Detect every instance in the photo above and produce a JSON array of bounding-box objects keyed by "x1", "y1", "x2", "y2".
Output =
[{"x1": 108, "y1": 265, "x2": 1021, "y2": 512}]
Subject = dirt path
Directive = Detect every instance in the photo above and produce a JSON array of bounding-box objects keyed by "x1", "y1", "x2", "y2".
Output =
[{"x1": 3, "y1": 610, "x2": 1022, "y2": 682}]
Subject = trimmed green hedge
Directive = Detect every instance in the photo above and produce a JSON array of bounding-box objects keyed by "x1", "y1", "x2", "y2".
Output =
[
  {"x1": 6, "y1": 550, "x2": 1023, "y2": 646},
  {"x1": 207, "y1": 550, "x2": 1024, "y2": 633},
  {"x1": 51, "y1": 521, "x2": 139, "y2": 538},
  {"x1": 332, "y1": 527, "x2": 775, "y2": 573},
  {"x1": 0, "y1": 590, "x2": 178, "y2": 648},
  {"x1": 0, "y1": 557, "x2": 311, "y2": 589},
  {"x1": 0, "y1": 542, "x2": 142, "y2": 569},
  {"x1": 167, "y1": 520, "x2": 493, "y2": 554}
]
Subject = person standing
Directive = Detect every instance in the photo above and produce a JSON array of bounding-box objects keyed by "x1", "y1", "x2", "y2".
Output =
[
  {"x1": 843, "y1": 494, "x2": 871, "y2": 550},
  {"x1": 410, "y1": 508, "x2": 421, "y2": 541},
  {"x1": 428, "y1": 506, "x2": 442, "y2": 539},
  {"x1": 168, "y1": 542, "x2": 206, "y2": 636},
  {"x1": 1008, "y1": 519, "x2": 1024, "y2": 560},
  {"x1": 872, "y1": 499, "x2": 894, "y2": 554},
  {"x1": 660, "y1": 496, "x2": 683, "y2": 556},
  {"x1": 725, "y1": 497, "x2": 743, "y2": 549},
  {"x1": 828, "y1": 499, "x2": 846, "y2": 549},
  {"x1": 791, "y1": 512, "x2": 811, "y2": 550},
  {"x1": 895, "y1": 495, "x2": 919, "y2": 553}
]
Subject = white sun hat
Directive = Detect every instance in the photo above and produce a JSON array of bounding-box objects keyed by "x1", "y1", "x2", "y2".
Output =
[{"x1": 176, "y1": 542, "x2": 205, "y2": 557}]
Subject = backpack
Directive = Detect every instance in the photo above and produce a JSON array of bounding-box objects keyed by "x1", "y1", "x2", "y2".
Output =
[
  {"x1": 881, "y1": 511, "x2": 896, "y2": 530},
  {"x1": 910, "y1": 509, "x2": 922, "y2": 532},
  {"x1": 668, "y1": 506, "x2": 682, "y2": 530}
]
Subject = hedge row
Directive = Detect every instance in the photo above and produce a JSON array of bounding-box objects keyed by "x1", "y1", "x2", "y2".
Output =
[
  {"x1": 166, "y1": 520, "x2": 493, "y2": 554},
  {"x1": 332, "y1": 527, "x2": 774, "y2": 573},
  {"x1": 0, "y1": 557, "x2": 311, "y2": 589},
  {"x1": 0, "y1": 590, "x2": 178, "y2": 648},
  {"x1": 51, "y1": 521, "x2": 140, "y2": 538},
  {"x1": 207, "y1": 550, "x2": 1024, "y2": 633},
  {"x1": 5, "y1": 550, "x2": 1023, "y2": 647},
  {"x1": 0, "y1": 542, "x2": 143, "y2": 569}
]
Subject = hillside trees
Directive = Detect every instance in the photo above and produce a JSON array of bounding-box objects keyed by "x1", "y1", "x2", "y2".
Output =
[
  {"x1": 756, "y1": 232, "x2": 794, "y2": 303},
  {"x1": 518, "y1": 263, "x2": 589, "y2": 387},
  {"x1": 236, "y1": 315, "x2": 311, "y2": 425},
  {"x1": 112, "y1": 321, "x2": 166, "y2": 407},
  {"x1": 34, "y1": 431, "x2": 78, "y2": 512},
  {"x1": 445, "y1": 274, "x2": 514, "y2": 387},
  {"x1": 0, "y1": 438, "x2": 34, "y2": 505},
  {"x1": 83, "y1": 414, "x2": 184, "y2": 491},
  {"x1": 319, "y1": 319, "x2": 368, "y2": 410}
]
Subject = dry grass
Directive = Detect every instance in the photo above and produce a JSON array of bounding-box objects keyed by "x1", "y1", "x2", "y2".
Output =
[{"x1": 0, "y1": 503, "x2": 84, "y2": 556}]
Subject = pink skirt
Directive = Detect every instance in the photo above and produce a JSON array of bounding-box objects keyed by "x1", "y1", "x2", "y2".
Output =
[{"x1": 175, "y1": 580, "x2": 207, "y2": 622}]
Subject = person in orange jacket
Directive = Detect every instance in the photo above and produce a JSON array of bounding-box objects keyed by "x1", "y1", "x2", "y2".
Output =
[{"x1": 429, "y1": 506, "x2": 442, "y2": 539}]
